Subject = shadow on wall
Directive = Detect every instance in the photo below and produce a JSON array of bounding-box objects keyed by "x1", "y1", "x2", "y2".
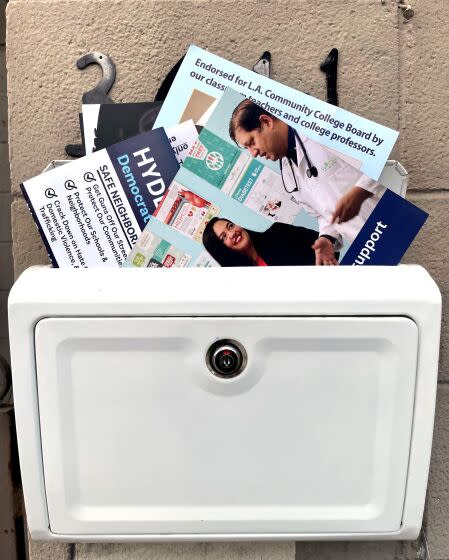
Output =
[{"x1": 1, "y1": 0, "x2": 13, "y2": 367}]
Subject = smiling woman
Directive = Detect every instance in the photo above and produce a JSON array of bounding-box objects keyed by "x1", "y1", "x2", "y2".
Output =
[{"x1": 202, "y1": 217, "x2": 337, "y2": 267}]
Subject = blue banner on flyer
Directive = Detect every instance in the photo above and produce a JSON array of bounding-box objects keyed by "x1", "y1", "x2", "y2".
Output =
[
  {"x1": 340, "y1": 189, "x2": 428, "y2": 265},
  {"x1": 233, "y1": 160, "x2": 264, "y2": 203},
  {"x1": 107, "y1": 128, "x2": 180, "y2": 229}
]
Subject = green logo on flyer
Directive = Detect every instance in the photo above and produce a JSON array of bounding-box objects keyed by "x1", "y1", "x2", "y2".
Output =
[
  {"x1": 206, "y1": 151, "x2": 224, "y2": 171},
  {"x1": 322, "y1": 158, "x2": 337, "y2": 172},
  {"x1": 132, "y1": 253, "x2": 146, "y2": 267}
]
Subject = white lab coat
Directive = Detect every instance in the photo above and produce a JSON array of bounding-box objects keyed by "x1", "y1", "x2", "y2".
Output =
[{"x1": 282, "y1": 133, "x2": 386, "y2": 249}]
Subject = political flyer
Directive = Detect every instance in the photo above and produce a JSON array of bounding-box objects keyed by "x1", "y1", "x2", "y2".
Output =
[
  {"x1": 82, "y1": 103, "x2": 198, "y2": 164},
  {"x1": 126, "y1": 88, "x2": 427, "y2": 268},
  {"x1": 21, "y1": 127, "x2": 182, "y2": 267},
  {"x1": 154, "y1": 45, "x2": 399, "y2": 182}
]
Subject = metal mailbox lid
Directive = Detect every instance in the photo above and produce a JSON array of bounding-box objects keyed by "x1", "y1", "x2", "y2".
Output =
[{"x1": 35, "y1": 316, "x2": 418, "y2": 537}]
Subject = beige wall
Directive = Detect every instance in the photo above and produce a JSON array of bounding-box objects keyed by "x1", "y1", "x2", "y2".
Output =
[{"x1": 6, "y1": 1, "x2": 449, "y2": 559}]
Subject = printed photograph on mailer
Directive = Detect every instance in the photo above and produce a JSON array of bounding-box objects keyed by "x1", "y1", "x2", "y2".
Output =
[{"x1": 127, "y1": 88, "x2": 428, "y2": 268}]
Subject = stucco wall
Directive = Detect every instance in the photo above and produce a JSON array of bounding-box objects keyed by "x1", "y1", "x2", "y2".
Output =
[{"x1": 6, "y1": 1, "x2": 449, "y2": 559}]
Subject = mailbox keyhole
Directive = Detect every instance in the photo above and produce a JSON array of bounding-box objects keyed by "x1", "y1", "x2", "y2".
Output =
[{"x1": 206, "y1": 339, "x2": 247, "y2": 379}]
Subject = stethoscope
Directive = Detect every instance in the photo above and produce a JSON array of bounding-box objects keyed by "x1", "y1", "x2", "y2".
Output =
[{"x1": 280, "y1": 130, "x2": 318, "y2": 193}]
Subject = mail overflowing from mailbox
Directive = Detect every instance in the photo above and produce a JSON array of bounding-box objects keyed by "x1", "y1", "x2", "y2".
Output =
[
  {"x1": 21, "y1": 45, "x2": 427, "y2": 267},
  {"x1": 126, "y1": 87, "x2": 427, "y2": 268}
]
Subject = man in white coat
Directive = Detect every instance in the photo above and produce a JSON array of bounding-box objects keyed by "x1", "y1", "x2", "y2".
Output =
[{"x1": 229, "y1": 99, "x2": 386, "y2": 265}]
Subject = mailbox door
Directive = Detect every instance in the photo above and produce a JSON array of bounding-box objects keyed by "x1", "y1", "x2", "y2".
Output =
[{"x1": 35, "y1": 316, "x2": 418, "y2": 536}]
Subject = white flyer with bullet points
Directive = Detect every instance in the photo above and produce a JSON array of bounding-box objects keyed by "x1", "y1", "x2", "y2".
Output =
[{"x1": 21, "y1": 127, "x2": 182, "y2": 267}]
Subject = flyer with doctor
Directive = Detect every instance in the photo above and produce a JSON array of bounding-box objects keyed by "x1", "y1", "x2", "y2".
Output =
[{"x1": 127, "y1": 87, "x2": 427, "y2": 268}]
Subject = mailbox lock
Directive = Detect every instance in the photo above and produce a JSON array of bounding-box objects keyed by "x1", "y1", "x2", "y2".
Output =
[{"x1": 206, "y1": 339, "x2": 247, "y2": 378}]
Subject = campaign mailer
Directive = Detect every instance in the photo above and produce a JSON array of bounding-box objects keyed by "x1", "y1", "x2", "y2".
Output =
[
  {"x1": 154, "y1": 45, "x2": 399, "y2": 182},
  {"x1": 126, "y1": 88, "x2": 427, "y2": 268},
  {"x1": 82, "y1": 103, "x2": 198, "y2": 164},
  {"x1": 21, "y1": 128, "x2": 181, "y2": 267}
]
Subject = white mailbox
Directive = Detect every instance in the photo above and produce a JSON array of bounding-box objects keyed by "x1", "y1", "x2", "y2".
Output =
[{"x1": 8, "y1": 265, "x2": 441, "y2": 542}]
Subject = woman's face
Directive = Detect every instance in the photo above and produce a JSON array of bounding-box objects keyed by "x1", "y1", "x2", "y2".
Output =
[{"x1": 212, "y1": 220, "x2": 253, "y2": 254}]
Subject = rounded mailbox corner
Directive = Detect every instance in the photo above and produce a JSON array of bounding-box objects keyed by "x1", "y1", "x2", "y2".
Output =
[
  {"x1": 29, "y1": 527, "x2": 54, "y2": 542},
  {"x1": 395, "y1": 522, "x2": 422, "y2": 541}
]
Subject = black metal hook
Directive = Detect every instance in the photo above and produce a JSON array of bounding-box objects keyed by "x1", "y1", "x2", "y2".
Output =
[
  {"x1": 65, "y1": 51, "x2": 116, "y2": 157},
  {"x1": 252, "y1": 51, "x2": 271, "y2": 78},
  {"x1": 320, "y1": 48, "x2": 339, "y2": 106},
  {"x1": 77, "y1": 51, "x2": 116, "y2": 104}
]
